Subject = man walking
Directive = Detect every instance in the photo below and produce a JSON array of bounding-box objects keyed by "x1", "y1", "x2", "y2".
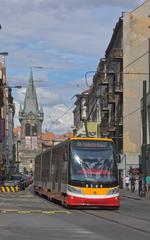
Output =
[{"x1": 130, "y1": 174, "x2": 136, "y2": 193}]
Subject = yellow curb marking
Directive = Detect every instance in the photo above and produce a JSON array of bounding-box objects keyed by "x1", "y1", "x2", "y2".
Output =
[
  {"x1": 42, "y1": 211, "x2": 55, "y2": 214},
  {"x1": 18, "y1": 211, "x2": 31, "y2": 214},
  {"x1": 0, "y1": 209, "x2": 71, "y2": 215}
]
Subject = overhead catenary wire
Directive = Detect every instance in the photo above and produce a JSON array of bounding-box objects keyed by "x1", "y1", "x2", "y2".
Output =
[
  {"x1": 83, "y1": 49, "x2": 150, "y2": 121},
  {"x1": 85, "y1": 48, "x2": 150, "y2": 87},
  {"x1": 123, "y1": 107, "x2": 141, "y2": 119},
  {"x1": 46, "y1": 49, "x2": 150, "y2": 126},
  {"x1": 48, "y1": 104, "x2": 74, "y2": 128},
  {"x1": 123, "y1": 49, "x2": 150, "y2": 70}
]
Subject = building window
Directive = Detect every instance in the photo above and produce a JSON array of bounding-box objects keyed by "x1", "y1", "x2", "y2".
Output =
[
  {"x1": 25, "y1": 124, "x2": 30, "y2": 136},
  {"x1": 32, "y1": 124, "x2": 37, "y2": 136}
]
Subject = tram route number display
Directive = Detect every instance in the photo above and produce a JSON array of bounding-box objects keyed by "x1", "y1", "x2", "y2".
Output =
[{"x1": 72, "y1": 140, "x2": 112, "y2": 149}]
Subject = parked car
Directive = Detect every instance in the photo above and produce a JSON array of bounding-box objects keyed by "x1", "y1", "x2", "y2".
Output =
[{"x1": 10, "y1": 174, "x2": 26, "y2": 190}]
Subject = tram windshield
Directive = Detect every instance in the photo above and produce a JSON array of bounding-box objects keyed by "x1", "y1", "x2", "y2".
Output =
[{"x1": 70, "y1": 140, "x2": 117, "y2": 184}]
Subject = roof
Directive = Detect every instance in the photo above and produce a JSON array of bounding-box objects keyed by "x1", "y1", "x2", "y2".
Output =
[
  {"x1": 13, "y1": 127, "x2": 21, "y2": 140},
  {"x1": 23, "y1": 69, "x2": 40, "y2": 115},
  {"x1": 42, "y1": 132, "x2": 55, "y2": 141},
  {"x1": 105, "y1": 17, "x2": 123, "y2": 57}
]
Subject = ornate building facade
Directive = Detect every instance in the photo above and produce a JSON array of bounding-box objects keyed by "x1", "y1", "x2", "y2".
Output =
[{"x1": 18, "y1": 69, "x2": 44, "y2": 173}]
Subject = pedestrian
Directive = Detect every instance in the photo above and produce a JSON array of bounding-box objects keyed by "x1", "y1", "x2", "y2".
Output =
[
  {"x1": 130, "y1": 174, "x2": 136, "y2": 192},
  {"x1": 138, "y1": 173, "x2": 143, "y2": 197},
  {"x1": 146, "y1": 175, "x2": 150, "y2": 198},
  {"x1": 125, "y1": 175, "x2": 130, "y2": 190}
]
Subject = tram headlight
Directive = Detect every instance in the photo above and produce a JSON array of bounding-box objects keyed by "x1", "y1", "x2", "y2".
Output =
[
  {"x1": 107, "y1": 187, "x2": 119, "y2": 195},
  {"x1": 67, "y1": 185, "x2": 83, "y2": 195}
]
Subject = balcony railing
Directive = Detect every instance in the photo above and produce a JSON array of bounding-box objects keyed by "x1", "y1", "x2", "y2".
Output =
[
  {"x1": 101, "y1": 98, "x2": 109, "y2": 111},
  {"x1": 108, "y1": 92, "x2": 115, "y2": 103},
  {"x1": 100, "y1": 121, "x2": 109, "y2": 134},
  {"x1": 114, "y1": 83, "x2": 123, "y2": 93},
  {"x1": 101, "y1": 103, "x2": 109, "y2": 111},
  {"x1": 102, "y1": 76, "x2": 109, "y2": 85}
]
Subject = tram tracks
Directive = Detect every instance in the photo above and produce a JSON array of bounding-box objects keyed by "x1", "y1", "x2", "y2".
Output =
[
  {"x1": 79, "y1": 208, "x2": 150, "y2": 234},
  {"x1": 34, "y1": 190, "x2": 150, "y2": 234}
]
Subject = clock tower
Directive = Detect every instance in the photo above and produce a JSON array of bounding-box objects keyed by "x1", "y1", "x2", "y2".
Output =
[{"x1": 18, "y1": 69, "x2": 44, "y2": 173}]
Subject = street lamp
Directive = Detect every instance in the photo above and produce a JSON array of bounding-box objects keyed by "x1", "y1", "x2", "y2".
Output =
[{"x1": 16, "y1": 140, "x2": 21, "y2": 173}]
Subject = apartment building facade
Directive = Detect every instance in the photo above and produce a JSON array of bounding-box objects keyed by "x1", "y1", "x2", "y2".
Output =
[
  {"x1": 0, "y1": 58, "x2": 15, "y2": 179},
  {"x1": 73, "y1": 1, "x2": 150, "y2": 178}
]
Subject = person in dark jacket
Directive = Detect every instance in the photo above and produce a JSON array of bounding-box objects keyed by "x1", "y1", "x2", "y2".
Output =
[{"x1": 130, "y1": 174, "x2": 136, "y2": 192}]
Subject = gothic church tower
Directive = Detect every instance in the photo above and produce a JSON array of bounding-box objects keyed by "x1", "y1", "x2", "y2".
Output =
[{"x1": 19, "y1": 69, "x2": 44, "y2": 173}]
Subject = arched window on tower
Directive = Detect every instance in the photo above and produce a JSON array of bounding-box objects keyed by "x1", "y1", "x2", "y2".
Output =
[
  {"x1": 32, "y1": 124, "x2": 37, "y2": 136},
  {"x1": 25, "y1": 124, "x2": 31, "y2": 136}
]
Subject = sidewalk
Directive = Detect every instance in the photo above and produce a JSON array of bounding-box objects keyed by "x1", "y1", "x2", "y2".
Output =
[{"x1": 120, "y1": 189, "x2": 150, "y2": 203}]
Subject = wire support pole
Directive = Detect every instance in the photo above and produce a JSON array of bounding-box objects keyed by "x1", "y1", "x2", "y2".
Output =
[{"x1": 142, "y1": 80, "x2": 147, "y2": 197}]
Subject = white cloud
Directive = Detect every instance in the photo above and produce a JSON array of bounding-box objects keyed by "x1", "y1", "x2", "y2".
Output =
[
  {"x1": 36, "y1": 87, "x2": 61, "y2": 107},
  {"x1": 43, "y1": 104, "x2": 73, "y2": 133},
  {"x1": 0, "y1": 0, "x2": 143, "y2": 12}
]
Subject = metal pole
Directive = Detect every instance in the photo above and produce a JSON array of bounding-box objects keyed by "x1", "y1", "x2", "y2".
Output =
[
  {"x1": 16, "y1": 141, "x2": 19, "y2": 173},
  {"x1": 148, "y1": 38, "x2": 150, "y2": 91},
  {"x1": 142, "y1": 80, "x2": 147, "y2": 196},
  {"x1": 115, "y1": 103, "x2": 120, "y2": 153},
  {"x1": 83, "y1": 120, "x2": 89, "y2": 137}
]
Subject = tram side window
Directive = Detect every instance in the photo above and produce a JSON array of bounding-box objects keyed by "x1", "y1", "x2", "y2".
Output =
[
  {"x1": 62, "y1": 149, "x2": 68, "y2": 183},
  {"x1": 45, "y1": 153, "x2": 50, "y2": 181},
  {"x1": 42, "y1": 157, "x2": 46, "y2": 181},
  {"x1": 54, "y1": 152, "x2": 59, "y2": 183}
]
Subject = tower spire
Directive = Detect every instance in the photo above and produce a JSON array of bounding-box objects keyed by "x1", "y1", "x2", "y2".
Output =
[
  {"x1": 29, "y1": 68, "x2": 33, "y2": 84},
  {"x1": 23, "y1": 69, "x2": 38, "y2": 114},
  {"x1": 19, "y1": 69, "x2": 44, "y2": 122}
]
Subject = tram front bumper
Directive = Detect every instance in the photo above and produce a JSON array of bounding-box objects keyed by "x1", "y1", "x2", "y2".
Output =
[{"x1": 66, "y1": 194, "x2": 120, "y2": 207}]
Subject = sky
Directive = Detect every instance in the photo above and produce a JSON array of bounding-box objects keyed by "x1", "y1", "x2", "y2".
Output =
[{"x1": 0, "y1": 0, "x2": 144, "y2": 134}]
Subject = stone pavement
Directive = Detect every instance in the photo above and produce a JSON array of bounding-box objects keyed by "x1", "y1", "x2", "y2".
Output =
[{"x1": 120, "y1": 189, "x2": 150, "y2": 203}]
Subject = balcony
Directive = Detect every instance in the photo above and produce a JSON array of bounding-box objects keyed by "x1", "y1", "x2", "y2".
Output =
[
  {"x1": 102, "y1": 76, "x2": 109, "y2": 85},
  {"x1": 101, "y1": 103, "x2": 109, "y2": 111},
  {"x1": 100, "y1": 122, "x2": 109, "y2": 135},
  {"x1": 115, "y1": 84, "x2": 123, "y2": 93},
  {"x1": 108, "y1": 117, "x2": 115, "y2": 132},
  {"x1": 100, "y1": 127, "x2": 109, "y2": 136},
  {"x1": 108, "y1": 92, "x2": 115, "y2": 103},
  {"x1": 101, "y1": 99, "x2": 109, "y2": 111},
  {"x1": 110, "y1": 48, "x2": 123, "y2": 59}
]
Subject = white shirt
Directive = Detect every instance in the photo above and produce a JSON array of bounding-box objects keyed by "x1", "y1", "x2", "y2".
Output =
[{"x1": 125, "y1": 176, "x2": 130, "y2": 184}]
